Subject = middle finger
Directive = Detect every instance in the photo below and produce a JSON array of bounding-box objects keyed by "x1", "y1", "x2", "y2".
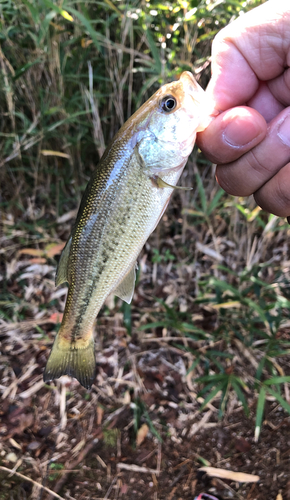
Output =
[{"x1": 216, "y1": 108, "x2": 290, "y2": 197}]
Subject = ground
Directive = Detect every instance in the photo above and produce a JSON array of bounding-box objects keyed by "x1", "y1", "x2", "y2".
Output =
[
  {"x1": 1, "y1": 167, "x2": 290, "y2": 500},
  {"x1": 0, "y1": 316, "x2": 290, "y2": 500}
]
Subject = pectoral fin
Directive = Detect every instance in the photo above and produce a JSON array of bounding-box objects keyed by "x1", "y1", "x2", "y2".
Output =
[
  {"x1": 114, "y1": 263, "x2": 137, "y2": 304},
  {"x1": 55, "y1": 236, "x2": 72, "y2": 286},
  {"x1": 152, "y1": 175, "x2": 192, "y2": 191}
]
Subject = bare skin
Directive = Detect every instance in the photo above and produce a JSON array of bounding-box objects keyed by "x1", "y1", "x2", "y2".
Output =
[{"x1": 197, "y1": 0, "x2": 290, "y2": 217}]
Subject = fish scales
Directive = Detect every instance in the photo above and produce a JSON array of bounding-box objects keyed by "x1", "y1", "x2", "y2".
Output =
[
  {"x1": 66, "y1": 151, "x2": 177, "y2": 338},
  {"x1": 43, "y1": 71, "x2": 213, "y2": 388}
]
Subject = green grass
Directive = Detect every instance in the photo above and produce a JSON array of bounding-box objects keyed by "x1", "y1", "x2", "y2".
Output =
[
  {"x1": 0, "y1": 0, "x2": 266, "y2": 214},
  {"x1": 139, "y1": 187, "x2": 290, "y2": 438}
]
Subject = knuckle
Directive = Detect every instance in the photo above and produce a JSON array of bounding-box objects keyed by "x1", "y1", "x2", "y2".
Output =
[
  {"x1": 246, "y1": 148, "x2": 271, "y2": 177},
  {"x1": 215, "y1": 165, "x2": 243, "y2": 196},
  {"x1": 254, "y1": 163, "x2": 290, "y2": 217},
  {"x1": 275, "y1": 165, "x2": 290, "y2": 213}
]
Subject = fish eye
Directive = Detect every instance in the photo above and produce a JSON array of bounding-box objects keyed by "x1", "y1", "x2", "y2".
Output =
[{"x1": 160, "y1": 95, "x2": 177, "y2": 112}]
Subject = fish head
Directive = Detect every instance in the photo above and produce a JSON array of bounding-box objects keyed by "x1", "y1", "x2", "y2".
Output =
[
  {"x1": 151, "y1": 71, "x2": 212, "y2": 139},
  {"x1": 136, "y1": 71, "x2": 214, "y2": 173}
]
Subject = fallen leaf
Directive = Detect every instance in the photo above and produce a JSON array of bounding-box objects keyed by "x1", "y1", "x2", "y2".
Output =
[
  {"x1": 27, "y1": 441, "x2": 41, "y2": 451},
  {"x1": 97, "y1": 406, "x2": 104, "y2": 426},
  {"x1": 19, "y1": 248, "x2": 44, "y2": 257},
  {"x1": 199, "y1": 466, "x2": 259, "y2": 483},
  {"x1": 9, "y1": 438, "x2": 22, "y2": 450},
  {"x1": 211, "y1": 301, "x2": 241, "y2": 309},
  {"x1": 28, "y1": 257, "x2": 47, "y2": 264},
  {"x1": 57, "y1": 209, "x2": 78, "y2": 224},
  {"x1": 122, "y1": 391, "x2": 131, "y2": 405},
  {"x1": 8, "y1": 411, "x2": 34, "y2": 438},
  {"x1": 136, "y1": 423, "x2": 149, "y2": 446},
  {"x1": 235, "y1": 437, "x2": 251, "y2": 453},
  {"x1": 195, "y1": 242, "x2": 223, "y2": 262},
  {"x1": 41, "y1": 150, "x2": 71, "y2": 158},
  {"x1": 120, "y1": 484, "x2": 128, "y2": 495},
  {"x1": 45, "y1": 242, "x2": 66, "y2": 258},
  {"x1": 47, "y1": 312, "x2": 63, "y2": 324},
  {"x1": 6, "y1": 452, "x2": 17, "y2": 463}
]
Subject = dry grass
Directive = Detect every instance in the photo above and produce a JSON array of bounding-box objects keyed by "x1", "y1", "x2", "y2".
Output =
[{"x1": 1, "y1": 170, "x2": 290, "y2": 497}]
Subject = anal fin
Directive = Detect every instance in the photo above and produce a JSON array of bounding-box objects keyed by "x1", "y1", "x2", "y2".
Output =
[
  {"x1": 114, "y1": 263, "x2": 137, "y2": 304},
  {"x1": 56, "y1": 236, "x2": 72, "y2": 286}
]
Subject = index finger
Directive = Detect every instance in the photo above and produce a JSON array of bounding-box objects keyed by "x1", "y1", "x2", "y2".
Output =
[{"x1": 208, "y1": 0, "x2": 290, "y2": 111}]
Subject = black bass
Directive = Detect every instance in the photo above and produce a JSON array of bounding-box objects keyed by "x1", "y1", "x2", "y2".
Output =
[{"x1": 44, "y1": 72, "x2": 212, "y2": 389}]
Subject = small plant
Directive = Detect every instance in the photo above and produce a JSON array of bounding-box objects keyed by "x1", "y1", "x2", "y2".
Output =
[
  {"x1": 121, "y1": 301, "x2": 132, "y2": 336},
  {"x1": 103, "y1": 428, "x2": 119, "y2": 448},
  {"x1": 151, "y1": 248, "x2": 175, "y2": 264},
  {"x1": 49, "y1": 462, "x2": 64, "y2": 481},
  {"x1": 196, "y1": 368, "x2": 250, "y2": 419},
  {"x1": 254, "y1": 376, "x2": 290, "y2": 441},
  {"x1": 132, "y1": 398, "x2": 162, "y2": 443},
  {"x1": 189, "y1": 261, "x2": 290, "y2": 437},
  {"x1": 139, "y1": 298, "x2": 211, "y2": 340}
]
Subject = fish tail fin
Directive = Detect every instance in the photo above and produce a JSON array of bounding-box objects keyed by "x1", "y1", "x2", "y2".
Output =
[{"x1": 43, "y1": 334, "x2": 96, "y2": 389}]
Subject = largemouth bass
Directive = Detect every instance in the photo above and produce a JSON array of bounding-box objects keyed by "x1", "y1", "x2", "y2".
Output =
[{"x1": 44, "y1": 72, "x2": 212, "y2": 389}]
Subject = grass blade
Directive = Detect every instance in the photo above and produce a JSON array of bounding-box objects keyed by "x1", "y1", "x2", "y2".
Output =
[
  {"x1": 264, "y1": 376, "x2": 290, "y2": 385},
  {"x1": 254, "y1": 386, "x2": 266, "y2": 442},
  {"x1": 199, "y1": 382, "x2": 224, "y2": 412}
]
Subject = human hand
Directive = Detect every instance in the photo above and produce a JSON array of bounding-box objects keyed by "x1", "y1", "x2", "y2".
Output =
[{"x1": 197, "y1": 0, "x2": 290, "y2": 217}]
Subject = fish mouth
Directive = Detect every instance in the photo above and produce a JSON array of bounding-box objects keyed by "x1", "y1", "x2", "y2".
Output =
[
  {"x1": 180, "y1": 71, "x2": 218, "y2": 130},
  {"x1": 179, "y1": 71, "x2": 207, "y2": 118},
  {"x1": 179, "y1": 71, "x2": 203, "y2": 98}
]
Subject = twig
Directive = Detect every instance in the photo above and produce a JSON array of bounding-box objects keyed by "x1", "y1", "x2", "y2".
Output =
[
  {"x1": 188, "y1": 410, "x2": 213, "y2": 438},
  {"x1": 104, "y1": 475, "x2": 118, "y2": 499},
  {"x1": 0, "y1": 466, "x2": 71, "y2": 500},
  {"x1": 2, "y1": 362, "x2": 39, "y2": 399},
  {"x1": 59, "y1": 380, "x2": 67, "y2": 430},
  {"x1": 169, "y1": 465, "x2": 187, "y2": 488},
  {"x1": 19, "y1": 379, "x2": 45, "y2": 399},
  {"x1": 156, "y1": 441, "x2": 162, "y2": 476},
  {"x1": 117, "y1": 463, "x2": 159, "y2": 474}
]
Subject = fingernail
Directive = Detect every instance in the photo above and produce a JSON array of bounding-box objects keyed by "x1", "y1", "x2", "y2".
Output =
[
  {"x1": 277, "y1": 115, "x2": 290, "y2": 147},
  {"x1": 223, "y1": 116, "x2": 261, "y2": 147}
]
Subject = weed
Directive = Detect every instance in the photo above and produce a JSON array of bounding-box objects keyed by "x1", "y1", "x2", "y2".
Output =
[
  {"x1": 48, "y1": 462, "x2": 65, "y2": 481},
  {"x1": 132, "y1": 398, "x2": 162, "y2": 443},
  {"x1": 152, "y1": 248, "x2": 175, "y2": 264},
  {"x1": 103, "y1": 428, "x2": 119, "y2": 448}
]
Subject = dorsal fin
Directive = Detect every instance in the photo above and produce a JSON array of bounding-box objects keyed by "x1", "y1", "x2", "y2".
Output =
[{"x1": 55, "y1": 236, "x2": 72, "y2": 286}]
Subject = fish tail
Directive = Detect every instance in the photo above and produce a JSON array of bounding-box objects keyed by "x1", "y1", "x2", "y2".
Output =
[{"x1": 43, "y1": 333, "x2": 96, "y2": 389}]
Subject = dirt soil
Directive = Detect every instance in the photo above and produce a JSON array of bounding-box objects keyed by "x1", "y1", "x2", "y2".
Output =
[
  {"x1": 0, "y1": 323, "x2": 289, "y2": 500},
  {"x1": 1, "y1": 180, "x2": 290, "y2": 500}
]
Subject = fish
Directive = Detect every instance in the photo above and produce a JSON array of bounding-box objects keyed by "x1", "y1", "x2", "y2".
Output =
[{"x1": 43, "y1": 71, "x2": 213, "y2": 389}]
